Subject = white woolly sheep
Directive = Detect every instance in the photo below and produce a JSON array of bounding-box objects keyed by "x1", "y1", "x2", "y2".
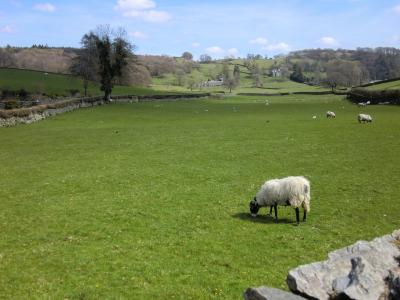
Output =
[
  {"x1": 358, "y1": 102, "x2": 367, "y2": 107},
  {"x1": 326, "y1": 111, "x2": 336, "y2": 118},
  {"x1": 249, "y1": 176, "x2": 311, "y2": 225},
  {"x1": 358, "y1": 113, "x2": 372, "y2": 123}
]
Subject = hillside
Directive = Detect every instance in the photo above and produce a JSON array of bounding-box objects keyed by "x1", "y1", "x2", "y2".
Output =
[
  {"x1": 0, "y1": 68, "x2": 174, "y2": 98},
  {"x1": 0, "y1": 48, "x2": 76, "y2": 74},
  {"x1": 365, "y1": 78, "x2": 400, "y2": 90},
  {"x1": 4, "y1": 46, "x2": 400, "y2": 95}
]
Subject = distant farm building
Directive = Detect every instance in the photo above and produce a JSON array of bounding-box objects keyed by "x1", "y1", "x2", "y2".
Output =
[
  {"x1": 198, "y1": 78, "x2": 224, "y2": 87},
  {"x1": 270, "y1": 68, "x2": 282, "y2": 77}
]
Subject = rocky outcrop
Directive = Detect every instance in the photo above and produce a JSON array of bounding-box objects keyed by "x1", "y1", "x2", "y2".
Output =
[
  {"x1": 243, "y1": 287, "x2": 307, "y2": 300},
  {"x1": 286, "y1": 229, "x2": 400, "y2": 300},
  {"x1": 244, "y1": 230, "x2": 400, "y2": 300}
]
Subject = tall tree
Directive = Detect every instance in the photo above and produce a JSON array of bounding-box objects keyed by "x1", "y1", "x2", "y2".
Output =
[
  {"x1": 199, "y1": 54, "x2": 212, "y2": 63},
  {"x1": 70, "y1": 33, "x2": 99, "y2": 96},
  {"x1": 182, "y1": 51, "x2": 193, "y2": 61},
  {"x1": 233, "y1": 65, "x2": 240, "y2": 84},
  {"x1": 290, "y1": 63, "x2": 305, "y2": 83},
  {"x1": 74, "y1": 25, "x2": 135, "y2": 100}
]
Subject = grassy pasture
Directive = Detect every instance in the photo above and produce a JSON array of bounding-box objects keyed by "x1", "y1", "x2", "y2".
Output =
[
  {"x1": 0, "y1": 95, "x2": 399, "y2": 299},
  {"x1": 152, "y1": 63, "x2": 329, "y2": 94},
  {"x1": 366, "y1": 79, "x2": 400, "y2": 90},
  {"x1": 0, "y1": 68, "x2": 170, "y2": 97}
]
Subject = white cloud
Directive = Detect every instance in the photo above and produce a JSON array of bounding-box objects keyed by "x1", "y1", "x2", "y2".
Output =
[
  {"x1": 250, "y1": 37, "x2": 268, "y2": 45},
  {"x1": 34, "y1": 3, "x2": 56, "y2": 12},
  {"x1": 227, "y1": 48, "x2": 238, "y2": 57},
  {"x1": 388, "y1": 35, "x2": 400, "y2": 44},
  {"x1": 142, "y1": 10, "x2": 171, "y2": 22},
  {"x1": 115, "y1": 0, "x2": 171, "y2": 22},
  {"x1": 206, "y1": 46, "x2": 224, "y2": 54},
  {"x1": 129, "y1": 30, "x2": 147, "y2": 39},
  {"x1": 263, "y1": 42, "x2": 290, "y2": 52},
  {"x1": 319, "y1": 36, "x2": 339, "y2": 46},
  {"x1": 115, "y1": 0, "x2": 155, "y2": 11},
  {"x1": 0, "y1": 25, "x2": 14, "y2": 33},
  {"x1": 191, "y1": 42, "x2": 200, "y2": 48},
  {"x1": 394, "y1": 5, "x2": 400, "y2": 13}
]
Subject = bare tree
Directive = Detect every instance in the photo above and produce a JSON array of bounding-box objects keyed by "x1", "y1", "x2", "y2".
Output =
[
  {"x1": 199, "y1": 54, "x2": 212, "y2": 63},
  {"x1": 70, "y1": 33, "x2": 99, "y2": 96},
  {"x1": 0, "y1": 48, "x2": 15, "y2": 68}
]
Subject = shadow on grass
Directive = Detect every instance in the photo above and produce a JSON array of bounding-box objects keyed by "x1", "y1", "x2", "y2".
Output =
[{"x1": 232, "y1": 212, "x2": 296, "y2": 225}]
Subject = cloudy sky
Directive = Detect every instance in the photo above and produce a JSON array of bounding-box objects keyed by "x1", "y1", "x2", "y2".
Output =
[{"x1": 1, "y1": 0, "x2": 400, "y2": 58}]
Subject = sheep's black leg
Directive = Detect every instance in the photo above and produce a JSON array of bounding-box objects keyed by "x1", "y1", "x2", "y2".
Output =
[
  {"x1": 273, "y1": 204, "x2": 278, "y2": 223},
  {"x1": 295, "y1": 208, "x2": 300, "y2": 225},
  {"x1": 303, "y1": 209, "x2": 307, "y2": 222}
]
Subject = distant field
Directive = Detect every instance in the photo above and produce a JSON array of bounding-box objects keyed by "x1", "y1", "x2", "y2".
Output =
[
  {"x1": 151, "y1": 62, "x2": 329, "y2": 94},
  {"x1": 0, "y1": 68, "x2": 175, "y2": 97},
  {"x1": 1, "y1": 63, "x2": 331, "y2": 98},
  {"x1": 1, "y1": 94, "x2": 399, "y2": 298},
  {"x1": 366, "y1": 79, "x2": 400, "y2": 90}
]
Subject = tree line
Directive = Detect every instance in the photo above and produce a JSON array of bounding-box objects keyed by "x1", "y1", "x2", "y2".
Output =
[{"x1": 286, "y1": 48, "x2": 400, "y2": 87}]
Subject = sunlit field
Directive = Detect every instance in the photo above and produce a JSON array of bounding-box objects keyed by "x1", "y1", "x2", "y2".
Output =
[{"x1": 1, "y1": 94, "x2": 399, "y2": 299}]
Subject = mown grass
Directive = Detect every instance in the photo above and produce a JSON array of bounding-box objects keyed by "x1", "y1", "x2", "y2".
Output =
[
  {"x1": 0, "y1": 68, "x2": 174, "y2": 97},
  {"x1": 0, "y1": 95, "x2": 399, "y2": 299}
]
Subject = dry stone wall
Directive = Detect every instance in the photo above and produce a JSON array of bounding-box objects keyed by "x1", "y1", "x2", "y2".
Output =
[{"x1": 0, "y1": 93, "x2": 210, "y2": 127}]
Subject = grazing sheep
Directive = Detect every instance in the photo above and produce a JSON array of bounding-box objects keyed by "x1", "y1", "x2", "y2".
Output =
[
  {"x1": 312, "y1": 115, "x2": 317, "y2": 119},
  {"x1": 358, "y1": 113, "x2": 373, "y2": 123},
  {"x1": 326, "y1": 111, "x2": 336, "y2": 118},
  {"x1": 249, "y1": 176, "x2": 311, "y2": 225},
  {"x1": 358, "y1": 102, "x2": 367, "y2": 107}
]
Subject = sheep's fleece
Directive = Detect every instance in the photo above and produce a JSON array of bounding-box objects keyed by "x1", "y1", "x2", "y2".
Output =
[{"x1": 255, "y1": 176, "x2": 310, "y2": 212}]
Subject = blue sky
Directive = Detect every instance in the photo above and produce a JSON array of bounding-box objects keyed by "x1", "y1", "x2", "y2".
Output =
[{"x1": 1, "y1": 0, "x2": 400, "y2": 58}]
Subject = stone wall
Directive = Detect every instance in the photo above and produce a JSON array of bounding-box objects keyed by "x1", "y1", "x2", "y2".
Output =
[{"x1": 0, "y1": 93, "x2": 210, "y2": 127}]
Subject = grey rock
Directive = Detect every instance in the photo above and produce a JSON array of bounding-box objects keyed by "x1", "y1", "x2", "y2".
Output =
[
  {"x1": 243, "y1": 287, "x2": 307, "y2": 300},
  {"x1": 287, "y1": 229, "x2": 400, "y2": 300},
  {"x1": 386, "y1": 267, "x2": 400, "y2": 300}
]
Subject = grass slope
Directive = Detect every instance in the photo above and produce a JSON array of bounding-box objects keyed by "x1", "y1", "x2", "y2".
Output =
[
  {"x1": 0, "y1": 68, "x2": 173, "y2": 97},
  {"x1": 366, "y1": 79, "x2": 400, "y2": 90},
  {"x1": 0, "y1": 95, "x2": 399, "y2": 298},
  {"x1": 152, "y1": 61, "x2": 329, "y2": 94}
]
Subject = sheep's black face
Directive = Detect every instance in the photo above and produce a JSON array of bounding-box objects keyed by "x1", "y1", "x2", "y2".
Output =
[{"x1": 249, "y1": 197, "x2": 260, "y2": 217}]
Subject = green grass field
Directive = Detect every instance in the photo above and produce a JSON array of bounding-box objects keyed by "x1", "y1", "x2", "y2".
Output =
[
  {"x1": 366, "y1": 79, "x2": 400, "y2": 90},
  {"x1": 1, "y1": 95, "x2": 399, "y2": 299},
  {"x1": 0, "y1": 68, "x2": 174, "y2": 97},
  {"x1": 151, "y1": 64, "x2": 329, "y2": 95}
]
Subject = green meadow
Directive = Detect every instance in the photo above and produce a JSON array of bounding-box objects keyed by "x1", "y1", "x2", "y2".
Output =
[
  {"x1": 0, "y1": 68, "x2": 173, "y2": 97},
  {"x1": 366, "y1": 79, "x2": 400, "y2": 90},
  {"x1": 1, "y1": 94, "x2": 399, "y2": 299}
]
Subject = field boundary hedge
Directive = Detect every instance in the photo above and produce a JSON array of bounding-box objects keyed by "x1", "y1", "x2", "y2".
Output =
[
  {"x1": 0, "y1": 93, "x2": 210, "y2": 127},
  {"x1": 237, "y1": 90, "x2": 338, "y2": 96}
]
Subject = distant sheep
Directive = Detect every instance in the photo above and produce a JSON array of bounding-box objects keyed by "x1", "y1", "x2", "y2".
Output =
[
  {"x1": 358, "y1": 102, "x2": 367, "y2": 107},
  {"x1": 358, "y1": 113, "x2": 373, "y2": 123},
  {"x1": 249, "y1": 176, "x2": 311, "y2": 225},
  {"x1": 326, "y1": 111, "x2": 336, "y2": 118}
]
